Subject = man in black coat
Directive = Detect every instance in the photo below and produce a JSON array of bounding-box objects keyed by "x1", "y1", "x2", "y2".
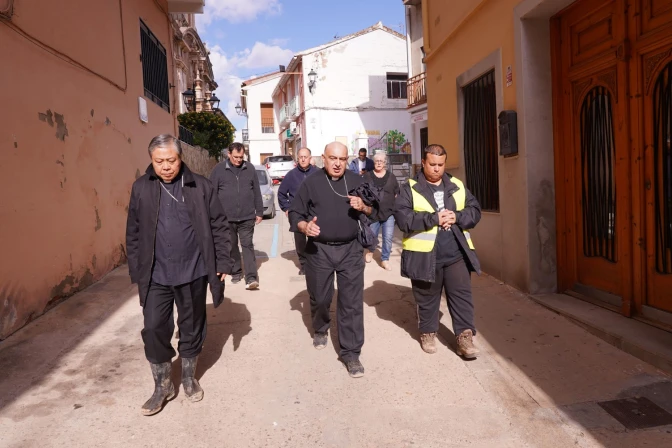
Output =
[
  {"x1": 394, "y1": 144, "x2": 482, "y2": 359},
  {"x1": 126, "y1": 134, "x2": 232, "y2": 416},
  {"x1": 209, "y1": 142, "x2": 263, "y2": 290},
  {"x1": 278, "y1": 147, "x2": 318, "y2": 275}
]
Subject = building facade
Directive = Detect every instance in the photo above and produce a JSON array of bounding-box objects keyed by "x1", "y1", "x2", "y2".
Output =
[
  {"x1": 421, "y1": 0, "x2": 672, "y2": 329},
  {"x1": 272, "y1": 22, "x2": 412, "y2": 160},
  {"x1": 0, "y1": 0, "x2": 209, "y2": 339},
  {"x1": 404, "y1": 0, "x2": 428, "y2": 176},
  {"x1": 239, "y1": 72, "x2": 283, "y2": 164}
]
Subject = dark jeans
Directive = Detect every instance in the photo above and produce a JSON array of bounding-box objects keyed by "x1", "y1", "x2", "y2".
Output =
[
  {"x1": 305, "y1": 240, "x2": 365, "y2": 362},
  {"x1": 141, "y1": 276, "x2": 208, "y2": 364},
  {"x1": 230, "y1": 219, "x2": 258, "y2": 282},
  {"x1": 410, "y1": 258, "x2": 475, "y2": 336},
  {"x1": 294, "y1": 231, "x2": 308, "y2": 268}
]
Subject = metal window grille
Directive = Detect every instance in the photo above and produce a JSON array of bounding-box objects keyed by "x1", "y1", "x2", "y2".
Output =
[
  {"x1": 463, "y1": 70, "x2": 499, "y2": 211},
  {"x1": 387, "y1": 74, "x2": 408, "y2": 99},
  {"x1": 140, "y1": 20, "x2": 170, "y2": 112},
  {"x1": 653, "y1": 61, "x2": 672, "y2": 274},
  {"x1": 579, "y1": 86, "x2": 617, "y2": 262},
  {"x1": 261, "y1": 120, "x2": 274, "y2": 133}
]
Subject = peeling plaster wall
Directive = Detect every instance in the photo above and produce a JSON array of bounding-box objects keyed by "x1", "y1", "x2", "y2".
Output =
[
  {"x1": 0, "y1": 0, "x2": 177, "y2": 339},
  {"x1": 300, "y1": 29, "x2": 411, "y2": 155}
]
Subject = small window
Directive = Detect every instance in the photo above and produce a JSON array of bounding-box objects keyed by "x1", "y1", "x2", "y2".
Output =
[
  {"x1": 140, "y1": 20, "x2": 170, "y2": 112},
  {"x1": 256, "y1": 169, "x2": 269, "y2": 185},
  {"x1": 387, "y1": 73, "x2": 408, "y2": 99},
  {"x1": 267, "y1": 155, "x2": 293, "y2": 163},
  {"x1": 261, "y1": 103, "x2": 274, "y2": 133}
]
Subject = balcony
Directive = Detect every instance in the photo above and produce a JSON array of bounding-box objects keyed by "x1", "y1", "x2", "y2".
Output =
[
  {"x1": 278, "y1": 104, "x2": 288, "y2": 124},
  {"x1": 407, "y1": 72, "x2": 427, "y2": 108},
  {"x1": 242, "y1": 129, "x2": 249, "y2": 143},
  {"x1": 288, "y1": 96, "x2": 299, "y2": 118}
]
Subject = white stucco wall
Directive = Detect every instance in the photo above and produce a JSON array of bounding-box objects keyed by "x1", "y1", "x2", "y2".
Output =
[
  {"x1": 243, "y1": 74, "x2": 282, "y2": 164},
  {"x1": 293, "y1": 27, "x2": 410, "y2": 155}
]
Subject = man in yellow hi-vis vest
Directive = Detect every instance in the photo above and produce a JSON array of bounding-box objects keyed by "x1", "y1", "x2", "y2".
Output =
[{"x1": 394, "y1": 144, "x2": 482, "y2": 358}]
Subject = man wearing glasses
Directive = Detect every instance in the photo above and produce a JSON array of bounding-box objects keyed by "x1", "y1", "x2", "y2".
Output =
[{"x1": 278, "y1": 147, "x2": 318, "y2": 275}]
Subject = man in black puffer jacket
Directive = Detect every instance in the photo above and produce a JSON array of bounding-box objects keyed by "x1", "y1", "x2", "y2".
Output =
[
  {"x1": 278, "y1": 147, "x2": 318, "y2": 275},
  {"x1": 126, "y1": 134, "x2": 232, "y2": 416},
  {"x1": 210, "y1": 142, "x2": 263, "y2": 290}
]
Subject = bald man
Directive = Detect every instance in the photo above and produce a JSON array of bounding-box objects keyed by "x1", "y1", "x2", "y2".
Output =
[{"x1": 289, "y1": 142, "x2": 374, "y2": 378}]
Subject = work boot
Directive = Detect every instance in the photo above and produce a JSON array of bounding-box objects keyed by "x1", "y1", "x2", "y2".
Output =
[
  {"x1": 181, "y1": 356, "x2": 204, "y2": 402},
  {"x1": 313, "y1": 332, "x2": 328, "y2": 350},
  {"x1": 420, "y1": 332, "x2": 437, "y2": 354},
  {"x1": 344, "y1": 359, "x2": 365, "y2": 378},
  {"x1": 141, "y1": 362, "x2": 175, "y2": 416},
  {"x1": 456, "y1": 329, "x2": 479, "y2": 359}
]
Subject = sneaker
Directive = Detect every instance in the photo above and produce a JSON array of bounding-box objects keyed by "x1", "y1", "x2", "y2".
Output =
[
  {"x1": 231, "y1": 274, "x2": 242, "y2": 284},
  {"x1": 246, "y1": 280, "x2": 259, "y2": 290},
  {"x1": 456, "y1": 329, "x2": 479, "y2": 359},
  {"x1": 420, "y1": 332, "x2": 437, "y2": 354},
  {"x1": 344, "y1": 359, "x2": 365, "y2": 378},
  {"x1": 313, "y1": 332, "x2": 328, "y2": 350}
]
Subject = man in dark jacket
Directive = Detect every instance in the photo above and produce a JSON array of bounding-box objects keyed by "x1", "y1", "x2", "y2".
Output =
[
  {"x1": 348, "y1": 148, "x2": 374, "y2": 175},
  {"x1": 209, "y1": 142, "x2": 263, "y2": 290},
  {"x1": 394, "y1": 144, "x2": 482, "y2": 359},
  {"x1": 126, "y1": 134, "x2": 232, "y2": 416},
  {"x1": 278, "y1": 147, "x2": 318, "y2": 275}
]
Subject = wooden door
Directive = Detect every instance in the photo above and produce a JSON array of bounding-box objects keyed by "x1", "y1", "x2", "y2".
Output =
[
  {"x1": 632, "y1": 0, "x2": 672, "y2": 313},
  {"x1": 552, "y1": 0, "x2": 633, "y2": 309}
]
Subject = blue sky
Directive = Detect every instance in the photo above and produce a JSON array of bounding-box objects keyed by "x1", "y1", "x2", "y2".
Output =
[{"x1": 195, "y1": 0, "x2": 407, "y2": 138}]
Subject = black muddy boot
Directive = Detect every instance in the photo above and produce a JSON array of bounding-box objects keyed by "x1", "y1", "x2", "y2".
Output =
[
  {"x1": 141, "y1": 362, "x2": 175, "y2": 416},
  {"x1": 181, "y1": 356, "x2": 204, "y2": 402}
]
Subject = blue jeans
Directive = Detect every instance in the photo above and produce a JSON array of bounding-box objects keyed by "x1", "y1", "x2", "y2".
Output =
[{"x1": 369, "y1": 215, "x2": 395, "y2": 261}]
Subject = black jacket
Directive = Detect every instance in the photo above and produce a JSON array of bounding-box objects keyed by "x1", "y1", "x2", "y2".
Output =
[
  {"x1": 278, "y1": 165, "x2": 319, "y2": 212},
  {"x1": 209, "y1": 160, "x2": 263, "y2": 222},
  {"x1": 363, "y1": 170, "x2": 400, "y2": 222},
  {"x1": 126, "y1": 164, "x2": 233, "y2": 307},
  {"x1": 394, "y1": 171, "x2": 481, "y2": 282}
]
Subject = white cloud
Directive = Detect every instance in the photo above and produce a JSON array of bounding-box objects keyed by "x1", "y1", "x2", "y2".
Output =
[
  {"x1": 237, "y1": 42, "x2": 294, "y2": 69},
  {"x1": 269, "y1": 37, "x2": 289, "y2": 46},
  {"x1": 199, "y1": 0, "x2": 282, "y2": 27}
]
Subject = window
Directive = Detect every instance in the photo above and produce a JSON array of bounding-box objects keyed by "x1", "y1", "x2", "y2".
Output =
[
  {"x1": 463, "y1": 69, "x2": 499, "y2": 212},
  {"x1": 140, "y1": 20, "x2": 170, "y2": 112},
  {"x1": 255, "y1": 169, "x2": 269, "y2": 185},
  {"x1": 261, "y1": 103, "x2": 274, "y2": 133},
  {"x1": 387, "y1": 73, "x2": 408, "y2": 99},
  {"x1": 267, "y1": 155, "x2": 293, "y2": 163}
]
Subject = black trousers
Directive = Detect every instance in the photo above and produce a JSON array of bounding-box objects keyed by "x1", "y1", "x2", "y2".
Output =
[
  {"x1": 142, "y1": 276, "x2": 208, "y2": 364},
  {"x1": 230, "y1": 219, "x2": 258, "y2": 282},
  {"x1": 294, "y1": 232, "x2": 308, "y2": 268},
  {"x1": 305, "y1": 240, "x2": 365, "y2": 362},
  {"x1": 411, "y1": 258, "x2": 476, "y2": 336}
]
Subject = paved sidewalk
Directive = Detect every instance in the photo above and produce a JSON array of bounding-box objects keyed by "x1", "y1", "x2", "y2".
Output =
[{"x1": 1, "y1": 214, "x2": 671, "y2": 447}]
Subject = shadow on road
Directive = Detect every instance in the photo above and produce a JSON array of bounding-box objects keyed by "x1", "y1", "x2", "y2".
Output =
[
  {"x1": 289, "y1": 290, "x2": 312, "y2": 336},
  {"x1": 281, "y1": 250, "x2": 301, "y2": 270}
]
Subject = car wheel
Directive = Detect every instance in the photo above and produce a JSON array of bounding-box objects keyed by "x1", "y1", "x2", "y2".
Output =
[{"x1": 270, "y1": 207, "x2": 276, "y2": 219}]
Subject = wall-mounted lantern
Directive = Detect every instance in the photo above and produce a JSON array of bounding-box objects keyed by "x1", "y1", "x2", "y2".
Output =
[{"x1": 308, "y1": 69, "x2": 317, "y2": 94}]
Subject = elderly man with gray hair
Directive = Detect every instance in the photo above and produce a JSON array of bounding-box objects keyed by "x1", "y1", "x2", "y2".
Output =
[{"x1": 126, "y1": 134, "x2": 233, "y2": 416}]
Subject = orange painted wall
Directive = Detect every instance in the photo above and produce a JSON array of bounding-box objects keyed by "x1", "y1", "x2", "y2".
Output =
[{"x1": 0, "y1": 0, "x2": 178, "y2": 338}]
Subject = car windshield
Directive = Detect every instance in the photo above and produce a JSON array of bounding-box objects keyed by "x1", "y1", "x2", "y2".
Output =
[
  {"x1": 256, "y1": 169, "x2": 269, "y2": 185},
  {"x1": 267, "y1": 156, "x2": 293, "y2": 163}
]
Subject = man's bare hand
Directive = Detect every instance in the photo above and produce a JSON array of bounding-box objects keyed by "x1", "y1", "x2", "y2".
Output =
[
  {"x1": 348, "y1": 195, "x2": 366, "y2": 212},
  {"x1": 299, "y1": 216, "x2": 320, "y2": 237},
  {"x1": 217, "y1": 273, "x2": 227, "y2": 281},
  {"x1": 438, "y1": 210, "x2": 456, "y2": 229},
  {"x1": 255, "y1": 216, "x2": 263, "y2": 225}
]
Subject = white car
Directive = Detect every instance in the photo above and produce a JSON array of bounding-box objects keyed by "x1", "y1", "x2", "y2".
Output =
[{"x1": 255, "y1": 165, "x2": 276, "y2": 219}]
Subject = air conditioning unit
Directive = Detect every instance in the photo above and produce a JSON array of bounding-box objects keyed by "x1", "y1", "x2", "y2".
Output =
[
  {"x1": 293, "y1": 128, "x2": 301, "y2": 137},
  {"x1": 289, "y1": 122, "x2": 297, "y2": 134}
]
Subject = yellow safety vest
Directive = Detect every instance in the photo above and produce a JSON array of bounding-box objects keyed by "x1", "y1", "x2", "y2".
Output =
[{"x1": 402, "y1": 177, "x2": 475, "y2": 252}]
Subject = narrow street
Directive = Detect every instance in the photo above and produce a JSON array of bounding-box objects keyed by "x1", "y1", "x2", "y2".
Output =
[{"x1": 1, "y1": 195, "x2": 671, "y2": 448}]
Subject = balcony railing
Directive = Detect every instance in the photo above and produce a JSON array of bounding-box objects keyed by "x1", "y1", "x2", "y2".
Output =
[
  {"x1": 178, "y1": 125, "x2": 194, "y2": 145},
  {"x1": 278, "y1": 104, "x2": 288, "y2": 124},
  {"x1": 407, "y1": 72, "x2": 427, "y2": 108},
  {"x1": 288, "y1": 96, "x2": 298, "y2": 118},
  {"x1": 242, "y1": 129, "x2": 249, "y2": 142}
]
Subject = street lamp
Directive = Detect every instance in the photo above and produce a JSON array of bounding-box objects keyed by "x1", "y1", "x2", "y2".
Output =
[
  {"x1": 208, "y1": 92, "x2": 220, "y2": 110},
  {"x1": 308, "y1": 69, "x2": 317, "y2": 93},
  {"x1": 182, "y1": 84, "x2": 196, "y2": 111},
  {"x1": 235, "y1": 103, "x2": 248, "y2": 117}
]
